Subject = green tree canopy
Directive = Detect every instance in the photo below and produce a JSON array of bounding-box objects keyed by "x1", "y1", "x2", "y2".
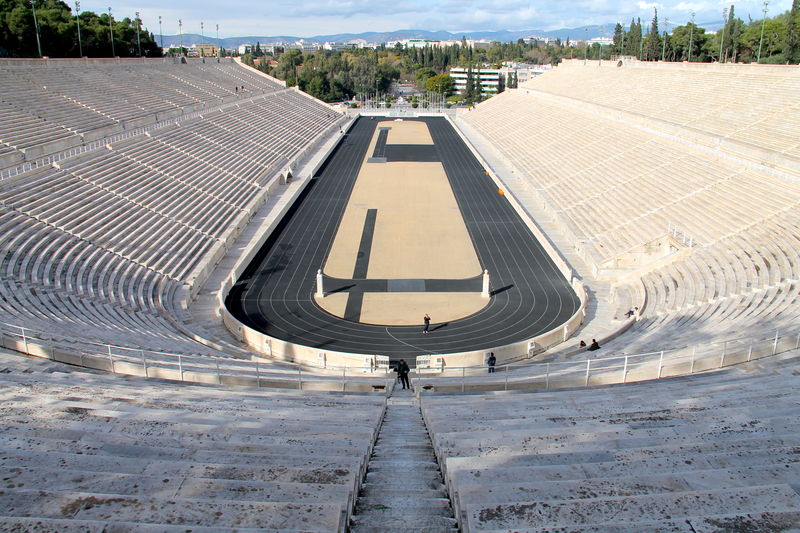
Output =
[
  {"x1": 0, "y1": 0, "x2": 160, "y2": 57},
  {"x1": 426, "y1": 73, "x2": 453, "y2": 95}
]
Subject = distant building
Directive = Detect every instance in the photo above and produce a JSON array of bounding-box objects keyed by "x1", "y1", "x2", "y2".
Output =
[
  {"x1": 323, "y1": 42, "x2": 355, "y2": 51},
  {"x1": 292, "y1": 40, "x2": 319, "y2": 52},
  {"x1": 387, "y1": 38, "x2": 494, "y2": 49},
  {"x1": 449, "y1": 67, "x2": 503, "y2": 95},
  {"x1": 238, "y1": 44, "x2": 252, "y2": 55},
  {"x1": 524, "y1": 36, "x2": 559, "y2": 45},
  {"x1": 587, "y1": 37, "x2": 614, "y2": 46},
  {"x1": 499, "y1": 61, "x2": 552, "y2": 84},
  {"x1": 194, "y1": 44, "x2": 218, "y2": 57}
]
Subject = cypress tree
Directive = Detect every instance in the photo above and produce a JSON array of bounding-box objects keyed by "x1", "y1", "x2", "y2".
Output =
[{"x1": 786, "y1": 0, "x2": 800, "y2": 63}]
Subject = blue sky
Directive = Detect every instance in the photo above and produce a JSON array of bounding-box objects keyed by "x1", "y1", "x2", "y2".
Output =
[{"x1": 80, "y1": 0, "x2": 793, "y2": 38}]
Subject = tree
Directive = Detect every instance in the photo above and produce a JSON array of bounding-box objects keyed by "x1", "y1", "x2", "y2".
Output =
[
  {"x1": 426, "y1": 73, "x2": 453, "y2": 95},
  {"x1": 0, "y1": 0, "x2": 161, "y2": 58},
  {"x1": 719, "y1": 5, "x2": 745, "y2": 62},
  {"x1": 739, "y1": 17, "x2": 787, "y2": 63},
  {"x1": 612, "y1": 22, "x2": 624, "y2": 55},
  {"x1": 787, "y1": 0, "x2": 800, "y2": 63},
  {"x1": 669, "y1": 22, "x2": 709, "y2": 62},
  {"x1": 414, "y1": 66, "x2": 435, "y2": 90},
  {"x1": 464, "y1": 64, "x2": 476, "y2": 102},
  {"x1": 643, "y1": 8, "x2": 661, "y2": 60}
]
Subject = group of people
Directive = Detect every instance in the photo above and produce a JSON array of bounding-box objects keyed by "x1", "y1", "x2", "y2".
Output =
[{"x1": 579, "y1": 338, "x2": 601, "y2": 351}]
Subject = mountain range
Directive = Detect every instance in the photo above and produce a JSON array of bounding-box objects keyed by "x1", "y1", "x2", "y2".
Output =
[{"x1": 155, "y1": 22, "x2": 723, "y2": 49}]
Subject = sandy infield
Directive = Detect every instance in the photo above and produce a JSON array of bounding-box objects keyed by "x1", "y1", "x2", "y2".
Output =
[{"x1": 317, "y1": 119, "x2": 488, "y2": 325}]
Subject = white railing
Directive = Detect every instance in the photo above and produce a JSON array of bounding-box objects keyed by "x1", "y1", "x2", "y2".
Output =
[
  {"x1": 412, "y1": 328, "x2": 800, "y2": 393},
  {"x1": 3, "y1": 320, "x2": 797, "y2": 395},
  {"x1": 0, "y1": 322, "x2": 394, "y2": 393},
  {"x1": 668, "y1": 223, "x2": 700, "y2": 248}
]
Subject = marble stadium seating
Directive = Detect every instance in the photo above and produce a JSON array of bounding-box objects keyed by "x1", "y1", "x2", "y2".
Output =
[{"x1": 460, "y1": 60, "x2": 800, "y2": 356}]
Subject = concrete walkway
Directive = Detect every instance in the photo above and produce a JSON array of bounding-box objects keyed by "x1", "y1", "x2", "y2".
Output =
[{"x1": 350, "y1": 386, "x2": 457, "y2": 532}]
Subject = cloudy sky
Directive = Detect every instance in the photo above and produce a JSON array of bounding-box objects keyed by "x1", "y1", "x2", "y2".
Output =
[{"x1": 82, "y1": 0, "x2": 793, "y2": 38}]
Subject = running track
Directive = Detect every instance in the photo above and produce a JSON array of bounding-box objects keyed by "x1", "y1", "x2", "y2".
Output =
[{"x1": 226, "y1": 117, "x2": 581, "y2": 359}]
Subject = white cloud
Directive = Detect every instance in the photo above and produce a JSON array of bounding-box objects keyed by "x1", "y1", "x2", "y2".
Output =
[{"x1": 637, "y1": 1, "x2": 663, "y2": 9}]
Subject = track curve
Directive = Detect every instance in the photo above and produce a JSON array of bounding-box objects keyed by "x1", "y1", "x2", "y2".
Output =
[{"x1": 225, "y1": 116, "x2": 581, "y2": 359}]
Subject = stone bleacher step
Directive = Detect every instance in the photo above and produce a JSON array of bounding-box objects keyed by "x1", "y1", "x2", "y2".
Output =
[
  {"x1": 0, "y1": 515, "x2": 327, "y2": 533},
  {"x1": 349, "y1": 513, "x2": 458, "y2": 532},
  {"x1": 0, "y1": 447, "x2": 360, "y2": 485},
  {"x1": 364, "y1": 469, "x2": 445, "y2": 490},
  {"x1": 0, "y1": 430, "x2": 367, "y2": 460},
  {"x1": 454, "y1": 463, "x2": 800, "y2": 507},
  {"x1": 448, "y1": 443, "x2": 800, "y2": 486},
  {"x1": 474, "y1": 509, "x2": 800, "y2": 533},
  {"x1": 3, "y1": 465, "x2": 354, "y2": 503},
  {"x1": 464, "y1": 484, "x2": 800, "y2": 530},
  {"x1": 2, "y1": 488, "x2": 347, "y2": 531},
  {"x1": 368, "y1": 458, "x2": 440, "y2": 471}
]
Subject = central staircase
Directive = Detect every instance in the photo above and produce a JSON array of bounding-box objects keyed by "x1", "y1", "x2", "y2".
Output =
[{"x1": 350, "y1": 387, "x2": 457, "y2": 532}]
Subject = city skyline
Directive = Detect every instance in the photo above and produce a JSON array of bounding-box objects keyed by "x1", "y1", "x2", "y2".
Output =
[{"x1": 78, "y1": 0, "x2": 792, "y2": 40}]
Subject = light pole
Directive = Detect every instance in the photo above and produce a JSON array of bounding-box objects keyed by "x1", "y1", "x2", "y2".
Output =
[
  {"x1": 598, "y1": 25, "x2": 604, "y2": 63},
  {"x1": 662, "y1": 17, "x2": 669, "y2": 61},
  {"x1": 135, "y1": 11, "x2": 141, "y2": 56},
  {"x1": 718, "y1": 7, "x2": 728, "y2": 63},
  {"x1": 216, "y1": 24, "x2": 220, "y2": 58},
  {"x1": 108, "y1": 7, "x2": 115, "y2": 57},
  {"x1": 75, "y1": 1, "x2": 82, "y2": 57},
  {"x1": 158, "y1": 16, "x2": 163, "y2": 51},
  {"x1": 757, "y1": 0, "x2": 769, "y2": 63},
  {"x1": 584, "y1": 27, "x2": 588, "y2": 64},
  {"x1": 620, "y1": 22, "x2": 625, "y2": 56},
  {"x1": 200, "y1": 21, "x2": 204, "y2": 58},
  {"x1": 688, "y1": 12, "x2": 695, "y2": 62},
  {"x1": 178, "y1": 19, "x2": 183, "y2": 56},
  {"x1": 30, "y1": 0, "x2": 43, "y2": 58}
]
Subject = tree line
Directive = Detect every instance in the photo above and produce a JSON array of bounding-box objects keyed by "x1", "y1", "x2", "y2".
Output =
[
  {"x1": 610, "y1": 2, "x2": 800, "y2": 64},
  {"x1": 242, "y1": 2, "x2": 799, "y2": 103},
  {"x1": 1, "y1": 0, "x2": 162, "y2": 57}
]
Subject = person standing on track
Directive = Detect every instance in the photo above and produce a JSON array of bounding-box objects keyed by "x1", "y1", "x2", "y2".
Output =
[{"x1": 423, "y1": 313, "x2": 431, "y2": 334}]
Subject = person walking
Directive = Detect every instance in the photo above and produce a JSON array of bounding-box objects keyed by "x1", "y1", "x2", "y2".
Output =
[
  {"x1": 422, "y1": 314, "x2": 431, "y2": 334},
  {"x1": 396, "y1": 359, "x2": 411, "y2": 390},
  {"x1": 487, "y1": 352, "x2": 496, "y2": 373}
]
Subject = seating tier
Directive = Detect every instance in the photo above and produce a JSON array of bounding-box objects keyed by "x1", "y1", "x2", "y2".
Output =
[{"x1": 421, "y1": 352, "x2": 800, "y2": 531}]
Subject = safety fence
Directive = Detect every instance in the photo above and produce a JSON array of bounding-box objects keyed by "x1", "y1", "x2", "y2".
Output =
[
  {"x1": 413, "y1": 328, "x2": 800, "y2": 393},
  {"x1": 3, "y1": 320, "x2": 797, "y2": 396},
  {"x1": 0, "y1": 322, "x2": 394, "y2": 393}
]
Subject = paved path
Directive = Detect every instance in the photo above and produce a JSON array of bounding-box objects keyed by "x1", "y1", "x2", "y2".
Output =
[
  {"x1": 350, "y1": 387, "x2": 457, "y2": 532},
  {"x1": 226, "y1": 116, "x2": 581, "y2": 358}
]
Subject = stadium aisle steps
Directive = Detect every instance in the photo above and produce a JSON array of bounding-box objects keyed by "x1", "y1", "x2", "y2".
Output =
[{"x1": 350, "y1": 388, "x2": 457, "y2": 533}]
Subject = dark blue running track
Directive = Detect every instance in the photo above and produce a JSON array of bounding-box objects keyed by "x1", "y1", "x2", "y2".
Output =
[{"x1": 226, "y1": 116, "x2": 580, "y2": 359}]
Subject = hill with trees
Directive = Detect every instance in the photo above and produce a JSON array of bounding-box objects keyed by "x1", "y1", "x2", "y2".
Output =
[{"x1": 1, "y1": 0, "x2": 161, "y2": 57}]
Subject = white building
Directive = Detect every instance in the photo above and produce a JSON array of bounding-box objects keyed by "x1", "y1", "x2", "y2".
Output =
[
  {"x1": 290, "y1": 40, "x2": 319, "y2": 52},
  {"x1": 499, "y1": 61, "x2": 552, "y2": 84},
  {"x1": 323, "y1": 42, "x2": 355, "y2": 51},
  {"x1": 449, "y1": 67, "x2": 503, "y2": 95},
  {"x1": 588, "y1": 37, "x2": 614, "y2": 46}
]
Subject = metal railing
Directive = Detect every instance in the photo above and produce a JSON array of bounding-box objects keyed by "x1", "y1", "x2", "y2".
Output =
[
  {"x1": 0, "y1": 322, "x2": 394, "y2": 393},
  {"x1": 413, "y1": 328, "x2": 800, "y2": 393},
  {"x1": 2, "y1": 320, "x2": 797, "y2": 395}
]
